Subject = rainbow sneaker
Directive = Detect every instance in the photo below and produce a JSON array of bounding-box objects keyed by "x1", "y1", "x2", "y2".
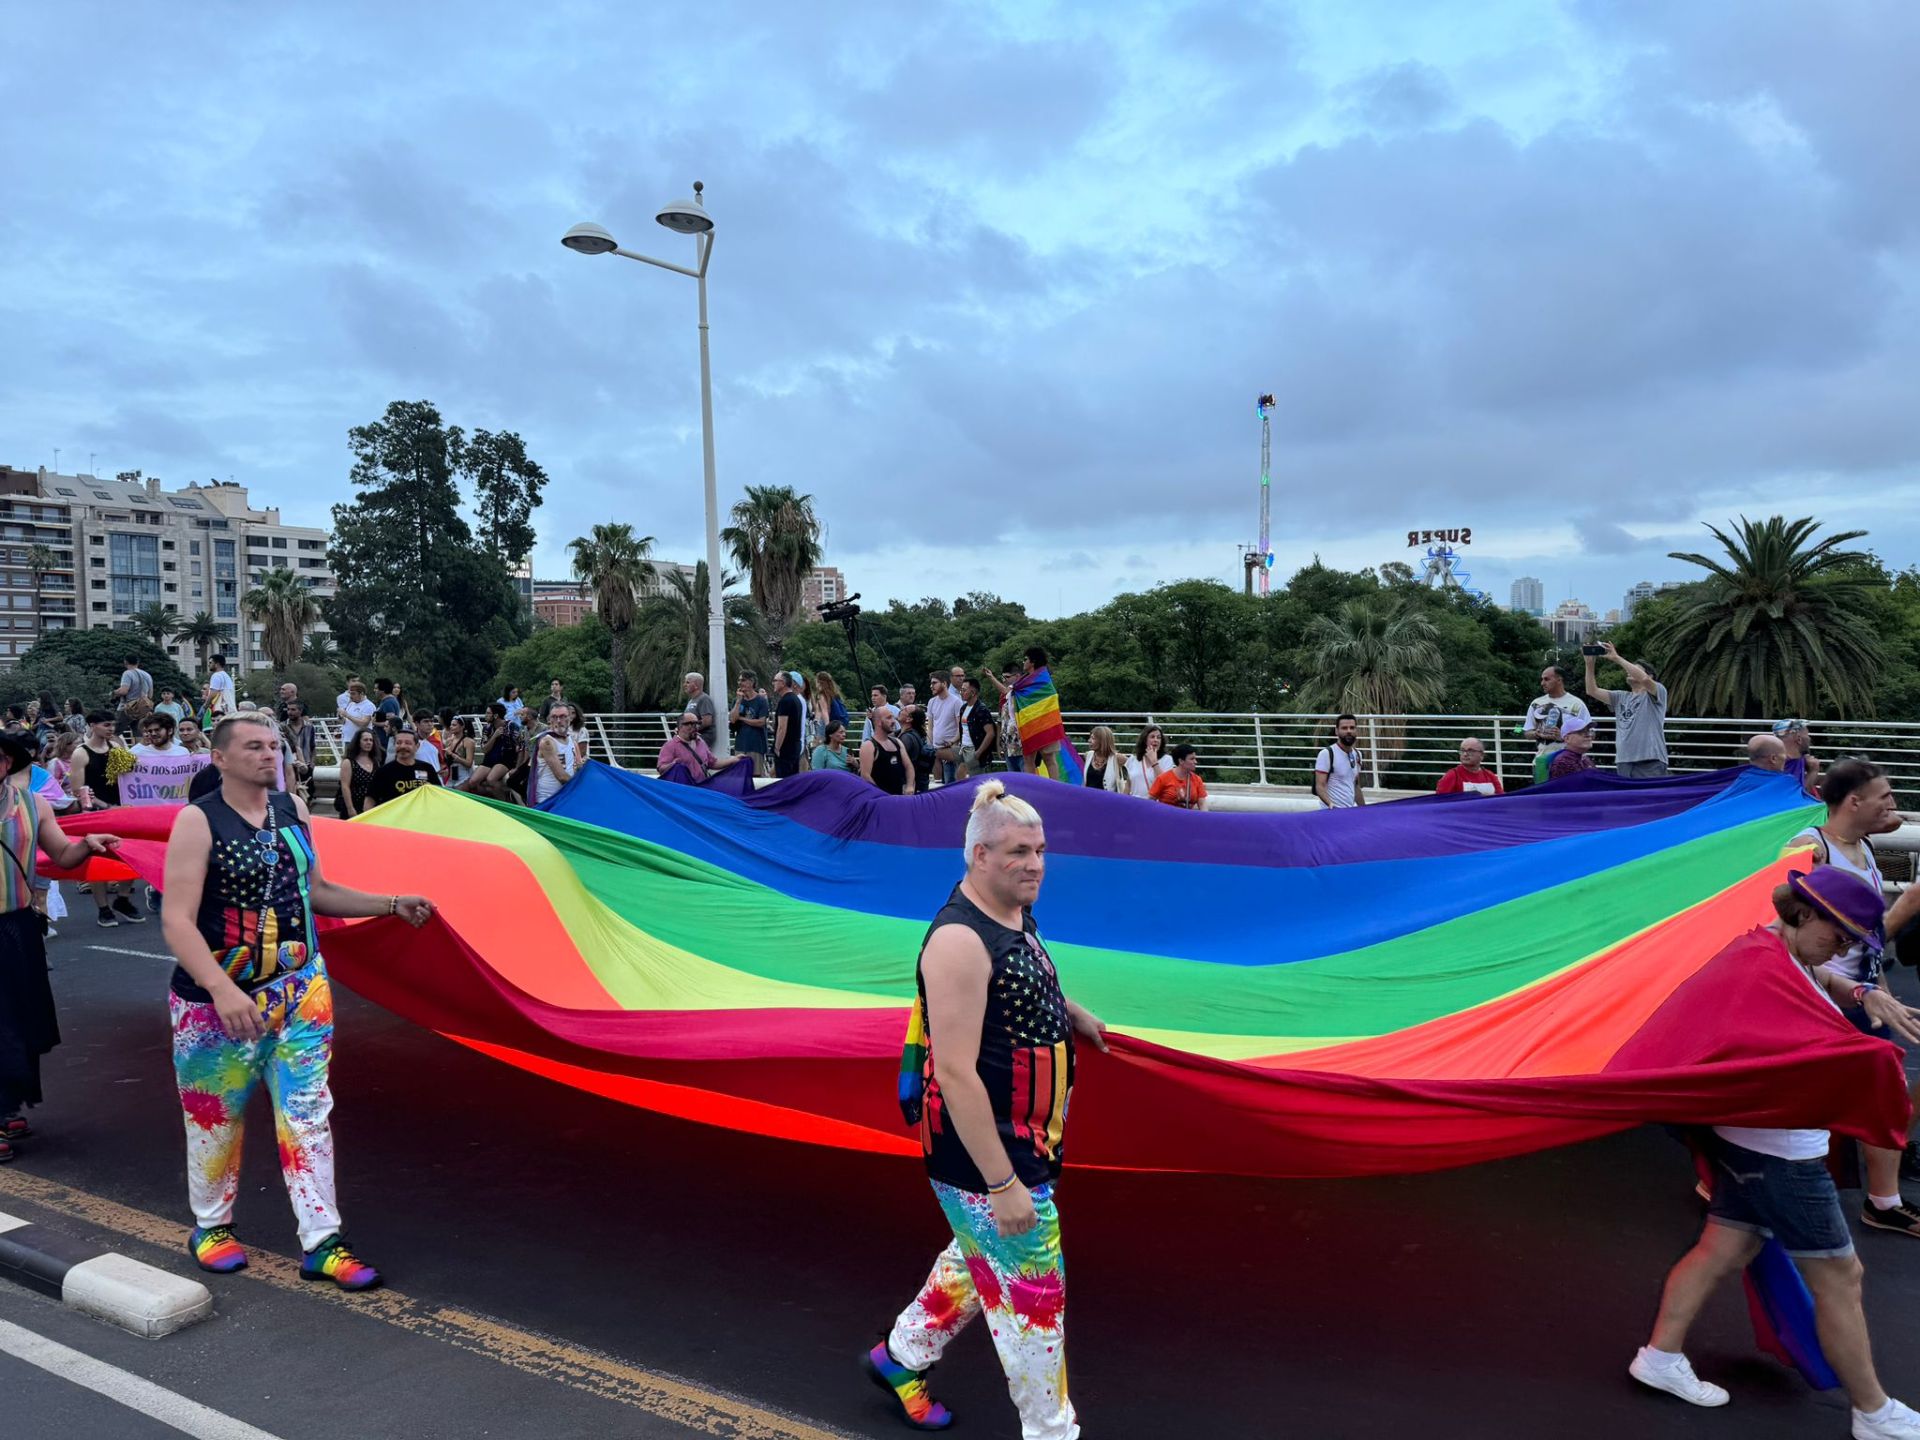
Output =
[
  {"x1": 864, "y1": 1342, "x2": 954, "y2": 1431},
  {"x1": 188, "y1": 1225, "x2": 249, "y2": 1274},
  {"x1": 300, "y1": 1235, "x2": 381, "y2": 1291}
]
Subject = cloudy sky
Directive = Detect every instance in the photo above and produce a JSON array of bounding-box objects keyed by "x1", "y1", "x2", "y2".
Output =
[{"x1": 5, "y1": 1, "x2": 1916, "y2": 619}]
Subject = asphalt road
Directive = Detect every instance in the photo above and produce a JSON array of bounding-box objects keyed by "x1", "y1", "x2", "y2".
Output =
[{"x1": 7, "y1": 915, "x2": 1920, "y2": 1438}]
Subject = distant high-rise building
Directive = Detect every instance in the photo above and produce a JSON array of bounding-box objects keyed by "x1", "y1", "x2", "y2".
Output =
[
  {"x1": 1622, "y1": 580, "x2": 1658, "y2": 620},
  {"x1": 1510, "y1": 576, "x2": 1544, "y2": 616},
  {"x1": 1549, "y1": 598, "x2": 1600, "y2": 645},
  {"x1": 801, "y1": 565, "x2": 848, "y2": 619},
  {"x1": 0, "y1": 467, "x2": 333, "y2": 674}
]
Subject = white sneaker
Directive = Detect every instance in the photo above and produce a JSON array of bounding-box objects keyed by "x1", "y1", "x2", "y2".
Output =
[
  {"x1": 1855, "y1": 1398, "x2": 1920, "y2": 1439},
  {"x1": 1630, "y1": 1348, "x2": 1730, "y2": 1407}
]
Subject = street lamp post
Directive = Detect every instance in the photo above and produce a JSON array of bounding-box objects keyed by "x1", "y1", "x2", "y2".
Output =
[{"x1": 562, "y1": 181, "x2": 730, "y2": 759}]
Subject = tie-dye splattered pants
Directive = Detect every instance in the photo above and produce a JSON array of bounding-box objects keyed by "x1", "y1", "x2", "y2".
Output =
[
  {"x1": 889, "y1": 1180, "x2": 1078, "y2": 1440},
  {"x1": 168, "y1": 961, "x2": 341, "y2": 1252}
]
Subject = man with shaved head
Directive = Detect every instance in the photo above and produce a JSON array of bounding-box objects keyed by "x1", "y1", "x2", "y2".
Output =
[{"x1": 1747, "y1": 734, "x2": 1787, "y2": 771}]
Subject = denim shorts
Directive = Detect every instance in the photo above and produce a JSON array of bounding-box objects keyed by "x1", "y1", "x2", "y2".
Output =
[{"x1": 1706, "y1": 1136, "x2": 1853, "y2": 1258}]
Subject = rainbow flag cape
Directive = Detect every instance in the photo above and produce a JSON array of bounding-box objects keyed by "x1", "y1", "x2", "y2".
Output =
[
  {"x1": 1011, "y1": 667, "x2": 1082, "y2": 783},
  {"x1": 59, "y1": 765, "x2": 1906, "y2": 1181}
]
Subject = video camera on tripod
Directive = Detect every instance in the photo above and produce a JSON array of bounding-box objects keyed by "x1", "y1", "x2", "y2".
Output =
[
  {"x1": 818, "y1": 593, "x2": 862, "y2": 625},
  {"x1": 818, "y1": 594, "x2": 867, "y2": 696}
]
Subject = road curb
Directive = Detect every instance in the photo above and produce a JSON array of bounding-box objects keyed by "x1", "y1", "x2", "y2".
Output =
[{"x1": 0, "y1": 1208, "x2": 211, "y2": 1338}]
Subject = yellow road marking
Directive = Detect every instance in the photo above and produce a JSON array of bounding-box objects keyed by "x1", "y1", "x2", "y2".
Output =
[{"x1": 0, "y1": 1168, "x2": 855, "y2": 1440}]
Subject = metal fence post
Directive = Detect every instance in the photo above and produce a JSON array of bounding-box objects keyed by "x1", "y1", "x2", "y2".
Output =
[
  {"x1": 1492, "y1": 723, "x2": 1505, "y2": 789},
  {"x1": 592, "y1": 715, "x2": 615, "y2": 767},
  {"x1": 1366, "y1": 715, "x2": 1382, "y2": 791},
  {"x1": 1253, "y1": 715, "x2": 1268, "y2": 786}
]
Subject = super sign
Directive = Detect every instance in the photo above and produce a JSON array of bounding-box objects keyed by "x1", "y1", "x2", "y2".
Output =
[{"x1": 1407, "y1": 528, "x2": 1471, "y2": 547}]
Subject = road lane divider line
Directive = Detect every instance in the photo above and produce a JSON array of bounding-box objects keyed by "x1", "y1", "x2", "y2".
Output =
[
  {"x1": 0, "y1": 1169, "x2": 856, "y2": 1440},
  {"x1": 0, "y1": 1317, "x2": 288, "y2": 1439}
]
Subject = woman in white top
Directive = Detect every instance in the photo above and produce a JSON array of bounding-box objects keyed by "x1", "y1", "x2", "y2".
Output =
[
  {"x1": 1080, "y1": 725, "x2": 1128, "y2": 793},
  {"x1": 1124, "y1": 725, "x2": 1174, "y2": 798},
  {"x1": 533, "y1": 703, "x2": 579, "y2": 804}
]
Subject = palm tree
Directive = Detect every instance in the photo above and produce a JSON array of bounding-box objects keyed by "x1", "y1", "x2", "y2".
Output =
[
  {"x1": 25, "y1": 544, "x2": 56, "y2": 592},
  {"x1": 173, "y1": 610, "x2": 226, "y2": 677},
  {"x1": 1298, "y1": 598, "x2": 1446, "y2": 760},
  {"x1": 720, "y1": 484, "x2": 823, "y2": 668},
  {"x1": 1652, "y1": 516, "x2": 1883, "y2": 718},
  {"x1": 242, "y1": 567, "x2": 321, "y2": 672},
  {"x1": 567, "y1": 523, "x2": 654, "y2": 713},
  {"x1": 127, "y1": 602, "x2": 179, "y2": 648},
  {"x1": 627, "y1": 561, "x2": 767, "y2": 708},
  {"x1": 301, "y1": 632, "x2": 338, "y2": 665}
]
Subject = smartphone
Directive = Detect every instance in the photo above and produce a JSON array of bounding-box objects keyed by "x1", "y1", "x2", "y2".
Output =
[{"x1": 1581, "y1": 644, "x2": 1604, "y2": 656}]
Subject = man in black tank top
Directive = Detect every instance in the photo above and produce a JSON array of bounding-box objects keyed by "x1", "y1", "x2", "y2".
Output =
[
  {"x1": 160, "y1": 712, "x2": 434, "y2": 1289},
  {"x1": 864, "y1": 782, "x2": 1106, "y2": 1439}
]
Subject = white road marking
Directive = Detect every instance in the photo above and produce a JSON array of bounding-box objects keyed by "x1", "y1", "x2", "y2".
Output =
[
  {"x1": 0, "y1": 1210, "x2": 29, "y2": 1235},
  {"x1": 0, "y1": 1317, "x2": 288, "y2": 1439},
  {"x1": 84, "y1": 945, "x2": 171, "y2": 959}
]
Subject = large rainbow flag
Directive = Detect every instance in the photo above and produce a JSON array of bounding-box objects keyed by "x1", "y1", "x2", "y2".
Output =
[{"x1": 56, "y1": 764, "x2": 1908, "y2": 1180}]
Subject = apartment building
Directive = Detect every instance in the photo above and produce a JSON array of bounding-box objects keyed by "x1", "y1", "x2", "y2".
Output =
[
  {"x1": 1, "y1": 468, "x2": 333, "y2": 674},
  {"x1": 0, "y1": 469, "x2": 78, "y2": 669},
  {"x1": 800, "y1": 565, "x2": 847, "y2": 618}
]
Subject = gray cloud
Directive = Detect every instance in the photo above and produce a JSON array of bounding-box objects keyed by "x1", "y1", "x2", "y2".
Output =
[{"x1": 1, "y1": 0, "x2": 1914, "y2": 620}]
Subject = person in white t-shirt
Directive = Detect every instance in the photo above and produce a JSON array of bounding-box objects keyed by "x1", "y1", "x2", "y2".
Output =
[
  {"x1": 1630, "y1": 869, "x2": 1920, "y2": 1439},
  {"x1": 1523, "y1": 665, "x2": 1589, "y2": 764},
  {"x1": 130, "y1": 713, "x2": 189, "y2": 757},
  {"x1": 1314, "y1": 714, "x2": 1367, "y2": 808},
  {"x1": 336, "y1": 678, "x2": 375, "y2": 747},
  {"x1": 202, "y1": 654, "x2": 236, "y2": 721}
]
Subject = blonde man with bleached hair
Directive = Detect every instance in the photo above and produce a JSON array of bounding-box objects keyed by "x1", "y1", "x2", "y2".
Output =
[{"x1": 865, "y1": 782, "x2": 1106, "y2": 1439}]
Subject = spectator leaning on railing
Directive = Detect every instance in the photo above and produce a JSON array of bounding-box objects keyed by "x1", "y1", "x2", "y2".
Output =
[{"x1": 1585, "y1": 641, "x2": 1669, "y2": 779}]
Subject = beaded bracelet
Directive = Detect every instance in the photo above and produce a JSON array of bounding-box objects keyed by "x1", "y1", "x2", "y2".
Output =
[
  {"x1": 986, "y1": 1172, "x2": 1019, "y2": 1195},
  {"x1": 388, "y1": 894, "x2": 398, "y2": 916}
]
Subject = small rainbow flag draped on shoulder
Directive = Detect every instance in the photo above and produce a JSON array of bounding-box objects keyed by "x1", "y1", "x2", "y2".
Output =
[{"x1": 1011, "y1": 668, "x2": 1083, "y2": 784}]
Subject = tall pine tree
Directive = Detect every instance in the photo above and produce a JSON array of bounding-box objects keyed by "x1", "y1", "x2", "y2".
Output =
[
  {"x1": 462, "y1": 428, "x2": 549, "y2": 566},
  {"x1": 326, "y1": 400, "x2": 530, "y2": 704}
]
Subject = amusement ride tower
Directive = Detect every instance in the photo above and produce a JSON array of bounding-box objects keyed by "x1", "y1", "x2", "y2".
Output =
[{"x1": 1242, "y1": 392, "x2": 1277, "y2": 596}]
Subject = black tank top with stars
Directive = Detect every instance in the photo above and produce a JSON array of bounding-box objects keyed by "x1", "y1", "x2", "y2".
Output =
[{"x1": 914, "y1": 885, "x2": 1075, "y2": 1192}]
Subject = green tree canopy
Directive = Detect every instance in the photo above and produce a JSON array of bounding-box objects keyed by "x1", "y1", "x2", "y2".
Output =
[
  {"x1": 16, "y1": 629, "x2": 194, "y2": 707},
  {"x1": 325, "y1": 399, "x2": 531, "y2": 706},
  {"x1": 1649, "y1": 516, "x2": 1883, "y2": 718},
  {"x1": 492, "y1": 616, "x2": 616, "y2": 713},
  {"x1": 462, "y1": 428, "x2": 549, "y2": 565}
]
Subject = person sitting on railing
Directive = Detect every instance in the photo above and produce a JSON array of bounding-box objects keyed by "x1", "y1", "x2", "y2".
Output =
[
  {"x1": 1148, "y1": 744, "x2": 1210, "y2": 810},
  {"x1": 811, "y1": 719, "x2": 852, "y2": 773},
  {"x1": 1125, "y1": 725, "x2": 1172, "y2": 797},
  {"x1": 1436, "y1": 738, "x2": 1503, "y2": 797},
  {"x1": 1546, "y1": 714, "x2": 1597, "y2": 780},
  {"x1": 459, "y1": 703, "x2": 517, "y2": 802},
  {"x1": 657, "y1": 712, "x2": 716, "y2": 782}
]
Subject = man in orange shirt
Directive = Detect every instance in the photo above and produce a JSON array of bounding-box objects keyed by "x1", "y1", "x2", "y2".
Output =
[{"x1": 1148, "y1": 744, "x2": 1209, "y2": 810}]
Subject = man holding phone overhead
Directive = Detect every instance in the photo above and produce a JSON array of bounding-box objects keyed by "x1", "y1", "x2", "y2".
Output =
[{"x1": 1585, "y1": 640, "x2": 1670, "y2": 779}]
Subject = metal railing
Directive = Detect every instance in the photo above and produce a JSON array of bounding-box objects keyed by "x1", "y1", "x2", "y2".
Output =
[{"x1": 530, "y1": 710, "x2": 1919, "y2": 799}]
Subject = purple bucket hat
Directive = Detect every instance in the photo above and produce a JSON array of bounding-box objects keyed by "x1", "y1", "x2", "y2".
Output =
[{"x1": 1787, "y1": 867, "x2": 1885, "y2": 955}]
